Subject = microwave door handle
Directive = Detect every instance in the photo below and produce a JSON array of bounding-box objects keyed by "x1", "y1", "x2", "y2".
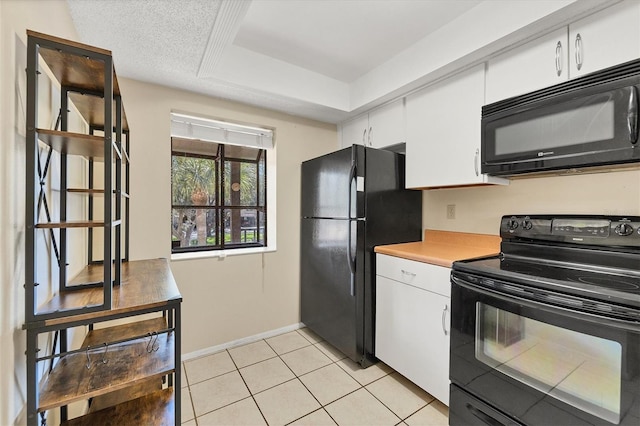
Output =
[{"x1": 628, "y1": 86, "x2": 638, "y2": 144}]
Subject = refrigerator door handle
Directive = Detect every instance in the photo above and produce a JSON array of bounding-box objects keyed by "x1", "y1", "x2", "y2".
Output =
[
  {"x1": 347, "y1": 161, "x2": 357, "y2": 220},
  {"x1": 347, "y1": 220, "x2": 356, "y2": 297}
]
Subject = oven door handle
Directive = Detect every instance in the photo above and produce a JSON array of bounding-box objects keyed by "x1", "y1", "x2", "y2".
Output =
[
  {"x1": 452, "y1": 275, "x2": 640, "y2": 331},
  {"x1": 466, "y1": 403, "x2": 507, "y2": 426}
]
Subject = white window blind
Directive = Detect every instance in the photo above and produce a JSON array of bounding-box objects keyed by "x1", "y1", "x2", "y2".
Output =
[{"x1": 170, "y1": 112, "x2": 273, "y2": 149}]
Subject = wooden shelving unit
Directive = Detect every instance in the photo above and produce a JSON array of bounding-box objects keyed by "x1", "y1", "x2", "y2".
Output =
[
  {"x1": 62, "y1": 388, "x2": 175, "y2": 426},
  {"x1": 24, "y1": 31, "x2": 181, "y2": 426}
]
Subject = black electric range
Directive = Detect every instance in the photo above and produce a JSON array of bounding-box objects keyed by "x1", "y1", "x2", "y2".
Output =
[{"x1": 449, "y1": 215, "x2": 640, "y2": 426}]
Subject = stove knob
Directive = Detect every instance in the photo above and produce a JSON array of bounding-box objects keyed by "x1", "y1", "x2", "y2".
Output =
[
  {"x1": 522, "y1": 217, "x2": 533, "y2": 230},
  {"x1": 507, "y1": 216, "x2": 519, "y2": 231},
  {"x1": 615, "y1": 223, "x2": 634, "y2": 236}
]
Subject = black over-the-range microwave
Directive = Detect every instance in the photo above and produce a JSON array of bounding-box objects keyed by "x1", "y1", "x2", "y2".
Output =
[{"x1": 481, "y1": 58, "x2": 640, "y2": 176}]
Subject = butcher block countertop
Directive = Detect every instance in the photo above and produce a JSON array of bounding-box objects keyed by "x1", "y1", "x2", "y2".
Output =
[{"x1": 375, "y1": 230, "x2": 501, "y2": 268}]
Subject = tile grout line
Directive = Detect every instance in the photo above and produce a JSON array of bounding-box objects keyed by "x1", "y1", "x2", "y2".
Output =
[
  {"x1": 264, "y1": 334, "x2": 327, "y2": 425},
  {"x1": 360, "y1": 371, "x2": 439, "y2": 423},
  {"x1": 186, "y1": 329, "x2": 433, "y2": 426},
  {"x1": 264, "y1": 330, "x2": 364, "y2": 426},
  {"x1": 226, "y1": 345, "x2": 271, "y2": 426},
  {"x1": 361, "y1": 381, "x2": 404, "y2": 424},
  {"x1": 181, "y1": 361, "x2": 199, "y2": 425},
  {"x1": 278, "y1": 330, "x2": 403, "y2": 426}
]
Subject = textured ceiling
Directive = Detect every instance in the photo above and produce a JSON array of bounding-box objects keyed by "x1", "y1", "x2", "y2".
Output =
[{"x1": 67, "y1": 0, "x2": 481, "y2": 123}]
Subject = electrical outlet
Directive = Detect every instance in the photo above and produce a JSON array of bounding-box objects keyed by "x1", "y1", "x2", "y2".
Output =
[{"x1": 446, "y1": 204, "x2": 456, "y2": 219}]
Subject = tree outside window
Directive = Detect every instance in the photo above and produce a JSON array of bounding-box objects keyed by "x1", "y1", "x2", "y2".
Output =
[{"x1": 171, "y1": 139, "x2": 266, "y2": 252}]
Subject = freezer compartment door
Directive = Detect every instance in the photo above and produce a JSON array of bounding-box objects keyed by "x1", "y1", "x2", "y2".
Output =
[
  {"x1": 301, "y1": 217, "x2": 364, "y2": 363},
  {"x1": 301, "y1": 145, "x2": 365, "y2": 219}
]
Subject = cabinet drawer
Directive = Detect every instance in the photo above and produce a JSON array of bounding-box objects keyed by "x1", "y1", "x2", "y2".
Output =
[{"x1": 376, "y1": 253, "x2": 451, "y2": 297}]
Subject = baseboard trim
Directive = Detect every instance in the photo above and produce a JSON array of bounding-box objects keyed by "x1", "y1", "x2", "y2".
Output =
[{"x1": 182, "y1": 322, "x2": 304, "y2": 362}]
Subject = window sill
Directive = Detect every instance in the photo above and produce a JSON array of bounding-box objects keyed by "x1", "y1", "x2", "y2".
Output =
[{"x1": 170, "y1": 245, "x2": 276, "y2": 262}]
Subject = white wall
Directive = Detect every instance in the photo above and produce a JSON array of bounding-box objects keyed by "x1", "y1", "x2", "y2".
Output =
[
  {"x1": 118, "y1": 78, "x2": 337, "y2": 354},
  {"x1": 0, "y1": 2, "x2": 85, "y2": 425},
  {"x1": 0, "y1": 2, "x2": 337, "y2": 423},
  {"x1": 423, "y1": 170, "x2": 640, "y2": 234}
]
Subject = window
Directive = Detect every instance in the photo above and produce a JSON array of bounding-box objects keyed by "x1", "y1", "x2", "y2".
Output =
[{"x1": 170, "y1": 113, "x2": 272, "y2": 254}]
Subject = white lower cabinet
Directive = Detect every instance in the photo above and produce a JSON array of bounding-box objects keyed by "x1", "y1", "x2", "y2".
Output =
[{"x1": 375, "y1": 254, "x2": 450, "y2": 405}]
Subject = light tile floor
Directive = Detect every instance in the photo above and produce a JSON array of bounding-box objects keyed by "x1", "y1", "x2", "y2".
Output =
[{"x1": 182, "y1": 328, "x2": 449, "y2": 426}]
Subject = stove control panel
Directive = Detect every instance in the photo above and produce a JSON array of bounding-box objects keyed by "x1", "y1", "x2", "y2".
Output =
[{"x1": 500, "y1": 215, "x2": 640, "y2": 247}]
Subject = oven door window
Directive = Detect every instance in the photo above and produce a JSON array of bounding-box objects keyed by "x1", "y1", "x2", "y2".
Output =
[{"x1": 475, "y1": 303, "x2": 622, "y2": 424}]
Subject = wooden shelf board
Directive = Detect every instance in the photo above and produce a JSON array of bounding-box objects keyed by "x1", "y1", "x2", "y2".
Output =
[
  {"x1": 82, "y1": 317, "x2": 167, "y2": 348},
  {"x1": 61, "y1": 387, "x2": 174, "y2": 426},
  {"x1": 38, "y1": 330, "x2": 174, "y2": 412},
  {"x1": 35, "y1": 220, "x2": 105, "y2": 229},
  {"x1": 68, "y1": 91, "x2": 129, "y2": 131},
  {"x1": 68, "y1": 263, "x2": 115, "y2": 287},
  {"x1": 37, "y1": 129, "x2": 105, "y2": 159},
  {"x1": 36, "y1": 259, "x2": 182, "y2": 327},
  {"x1": 67, "y1": 189, "x2": 130, "y2": 198},
  {"x1": 87, "y1": 376, "x2": 163, "y2": 413},
  {"x1": 28, "y1": 30, "x2": 123, "y2": 96},
  {"x1": 67, "y1": 188, "x2": 106, "y2": 194}
]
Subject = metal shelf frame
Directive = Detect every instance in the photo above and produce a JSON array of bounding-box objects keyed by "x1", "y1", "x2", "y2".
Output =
[
  {"x1": 25, "y1": 32, "x2": 122, "y2": 322},
  {"x1": 25, "y1": 300, "x2": 181, "y2": 426},
  {"x1": 24, "y1": 30, "x2": 133, "y2": 426}
]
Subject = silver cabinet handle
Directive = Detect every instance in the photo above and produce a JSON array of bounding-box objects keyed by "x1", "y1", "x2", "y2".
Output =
[
  {"x1": 400, "y1": 269, "x2": 416, "y2": 280},
  {"x1": 368, "y1": 127, "x2": 372, "y2": 146},
  {"x1": 555, "y1": 41, "x2": 563, "y2": 77},
  {"x1": 575, "y1": 33, "x2": 583, "y2": 71},
  {"x1": 442, "y1": 304, "x2": 449, "y2": 336},
  {"x1": 474, "y1": 148, "x2": 480, "y2": 176},
  {"x1": 362, "y1": 128, "x2": 367, "y2": 145}
]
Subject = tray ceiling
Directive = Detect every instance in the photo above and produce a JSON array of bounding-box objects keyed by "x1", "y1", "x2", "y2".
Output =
[
  {"x1": 67, "y1": 1, "x2": 606, "y2": 123},
  {"x1": 67, "y1": 0, "x2": 480, "y2": 123}
]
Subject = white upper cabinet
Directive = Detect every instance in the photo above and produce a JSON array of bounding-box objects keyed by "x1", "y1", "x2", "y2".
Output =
[
  {"x1": 340, "y1": 114, "x2": 369, "y2": 148},
  {"x1": 340, "y1": 99, "x2": 405, "y2": 149},
  {"x1": 405, "y1": 64, "x2": 507, "y2": 189},
  {"x1": 486, "y1": 1, "x2": 640, "y2": 104},
  {"x1": 569, "y1": 0, "x2": 640, "y2": 78},
  {"x1": 486, "y1": 28, "x2": 569, "y2": 104},
  {"x1": 367, "y1": 99, "x2": 405, "y2": 149}
]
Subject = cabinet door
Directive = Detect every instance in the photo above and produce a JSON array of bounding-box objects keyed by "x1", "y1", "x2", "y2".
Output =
[
  {"x1": 569, "y1": 0, "x2": 640, "y2": 78},
  {"x1": 376, "y1": 275, "x2": 450, "y2": 405},
  {"x1": 340, "y1": 114, "x2": 369, "y2": 148},
  {"x1": 486, "y1": 28, "x2": 568, "y2": 104},
  {"x1": 367, "y1": 99, "x2": 405, "y2": 149},
  {"x1": 406, "y1": 64, "x2": 505, "y2": 188}
]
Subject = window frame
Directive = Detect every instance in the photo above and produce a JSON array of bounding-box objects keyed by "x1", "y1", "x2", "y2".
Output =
[
  {"x1": 170, "y1": 134, "x2": 270, "y2": 255},
  {"x1": 169, "y1": 110, "x2": 277, "y2": 260}
]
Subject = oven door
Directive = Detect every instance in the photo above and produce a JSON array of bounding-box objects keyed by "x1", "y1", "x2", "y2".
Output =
[{"x1": 450, "y1": 273, "x2": 640, "y2": 426}]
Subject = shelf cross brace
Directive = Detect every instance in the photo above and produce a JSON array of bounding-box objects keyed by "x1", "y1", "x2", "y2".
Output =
[{"x1": 36, "y1": 144, "x2": 60, "y2": 264}]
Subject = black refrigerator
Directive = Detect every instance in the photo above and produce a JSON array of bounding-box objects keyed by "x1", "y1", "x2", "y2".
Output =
[{"x1": 300, "y1": 145, "x2": 422, "y2": 367}]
